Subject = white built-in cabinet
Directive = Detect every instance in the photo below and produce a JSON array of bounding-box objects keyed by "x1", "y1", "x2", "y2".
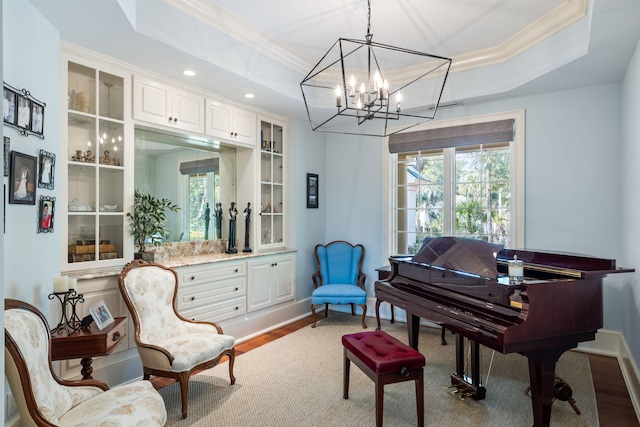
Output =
[
  {"x1": 258, "y1": 118, "x2": 286, "y2": 249},
  {"x1": 133, "y1": 76, "x2": 205, "y2": 133},
  {"x1": 247, "y1": 253, "x2": 295, "y2": 312},
  {"x1": 175, "y1": 260, "x2": 247, "y2": 323},
  {"x1": 63, "y1": 53, "x2": 132, "y2": 271},
  {"x1": 205, "y1": 99, "x2": 256, "y2": 147}
]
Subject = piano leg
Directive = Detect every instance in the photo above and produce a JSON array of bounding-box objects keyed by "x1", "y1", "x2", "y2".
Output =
[
  {"x1": 408, "y1": 313, "x2": 421, "y2": 349},
  {"x1": 451, "y1": 335, "x2": 486, "y2": 400},
  {"x1": 525, "y1": 347, "x2": 573, "y2": 427}
]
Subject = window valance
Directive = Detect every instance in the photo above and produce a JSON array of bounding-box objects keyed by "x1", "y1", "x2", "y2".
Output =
[
  {"x1": 179, "y1": 158, "x2": 219, "y2": 175},
  {"x1": 388, "y1": 119, "x2": 514, "y2": 153}
]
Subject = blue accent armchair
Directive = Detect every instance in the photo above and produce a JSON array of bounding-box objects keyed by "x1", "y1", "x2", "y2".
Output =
[{"x1": 311, "y1": 241, "x2": 367, "y2": 328}]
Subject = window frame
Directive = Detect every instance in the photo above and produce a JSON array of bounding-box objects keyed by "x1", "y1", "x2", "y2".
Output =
[{"x1": 382, "y1": 110, "x2": 525, "y2": 264}]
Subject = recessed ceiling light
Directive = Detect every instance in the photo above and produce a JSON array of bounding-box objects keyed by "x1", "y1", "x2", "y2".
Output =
[
  {"x1": 182, "y1": 70, "x2": 196, "y2": 77},
  {"x1": 244, "y1": 93, "x2": 255, "y2": 99}
]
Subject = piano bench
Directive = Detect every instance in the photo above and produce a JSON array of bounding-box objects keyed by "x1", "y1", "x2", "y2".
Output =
[{"x1": 342, "y1": 331, "x2": 425, "y2": 427}]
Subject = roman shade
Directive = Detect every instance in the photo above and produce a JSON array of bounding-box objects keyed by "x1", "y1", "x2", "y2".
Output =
[
  {"x1": 179, "y1": 158, "x2": 219, "y2": 175},
  {"x1": 388, "y1": 119, "x2": 514, "y2": 153}
]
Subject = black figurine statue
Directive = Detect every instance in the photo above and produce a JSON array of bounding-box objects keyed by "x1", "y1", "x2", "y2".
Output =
[
  {"x1": 204, "y1": 202, "x2": 211, "y2": 240},
  {"x1": 214, "y1": 202, "x2": 223, "y2": 240},
  {"x1": 243, "y1": 202, "x2": 252, "y2": 252},
  {"x1": 227, "y1": 202, "x2": 238, "y2": 254}
]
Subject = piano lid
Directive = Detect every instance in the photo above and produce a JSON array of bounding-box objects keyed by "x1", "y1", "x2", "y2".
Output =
[{"x1": 412, "y1": 237, "x2": 504, "y2": 279}]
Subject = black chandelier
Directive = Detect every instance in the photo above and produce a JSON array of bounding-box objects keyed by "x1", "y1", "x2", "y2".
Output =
[{"x1": 300, "y1": 0, "x2": 452, "y2": 137}]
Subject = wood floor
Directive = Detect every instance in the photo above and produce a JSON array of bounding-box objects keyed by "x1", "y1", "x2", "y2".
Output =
[{"x1": 152, "y1": 314, "x2": 639, "y2": 426}]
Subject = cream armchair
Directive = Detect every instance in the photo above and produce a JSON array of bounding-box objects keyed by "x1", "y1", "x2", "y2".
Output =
[
  {"x1": 4, "y1": 299, "x2": 167, "y2": 426},
  {"x1": 118, "y1": 259, "x2": 236, "y2": 419}
]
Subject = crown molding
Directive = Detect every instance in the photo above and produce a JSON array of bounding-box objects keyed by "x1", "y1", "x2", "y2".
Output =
[{"x1": 163, "y1": 0, "x2": 587, "y2": 78}]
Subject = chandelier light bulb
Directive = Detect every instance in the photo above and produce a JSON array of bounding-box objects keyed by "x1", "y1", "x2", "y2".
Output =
[
  {"x1": 335, "y1": 85, "x2": 342, "y2": 108},
  {"x1": 349, "y1": 75, "x2": 356, "y2": 97},
  {"x1": 396, "y1": 92, "x2": 402, "y2": 112}
]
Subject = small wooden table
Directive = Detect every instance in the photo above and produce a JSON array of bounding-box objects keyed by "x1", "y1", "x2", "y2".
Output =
[{"x1": 51, "y1": 317, "x2": 127, "y2": 379}]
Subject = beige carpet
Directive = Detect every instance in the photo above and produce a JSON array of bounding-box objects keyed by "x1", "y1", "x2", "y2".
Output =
[{"x1": 160, "y1": 313, "x2": 598, "y2": 426}]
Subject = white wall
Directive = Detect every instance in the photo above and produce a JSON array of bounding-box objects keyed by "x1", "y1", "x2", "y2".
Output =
[
  {"x1": 621, "y1": 38, "x2": 640, "y2": 367},
  {"x1": 3, "y1": 0, "x2": 61, "y2": 317}
]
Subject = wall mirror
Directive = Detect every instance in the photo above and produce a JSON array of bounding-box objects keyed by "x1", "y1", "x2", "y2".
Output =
[{"x1": 134, "y1": 127, "x2": 236, "y2": 243}]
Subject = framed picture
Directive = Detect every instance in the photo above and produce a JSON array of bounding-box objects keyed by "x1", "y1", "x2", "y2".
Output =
[
  {"x1": 3, "y1": 85, "x2": 17, "y2": 125},
  {"x1": 307, "y1": 173, "x2": 318, "y2": 208},
  {"x1": 16, "y1": 93, "x2": 31, "y2": 130},
  {"x1": 89, "y1": 300, "x2": 114, "y2": 330},
  {"x1": 31, "y1": 101, "x2": 44, "y2": 136},
  {"x1": 37, "y1": 196, "x2": 55, "y2": 233},
  {"x1": 38, "y1": 149, "x2": 55, "y2": 190},
  {"x1": 9, "y1": 151, "x2": 37, "y2": 205},
  {"x1": 3, "y1": 137, "x2": 9, "y2": 177}
]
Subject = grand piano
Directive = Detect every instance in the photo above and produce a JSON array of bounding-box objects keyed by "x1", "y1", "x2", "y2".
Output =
[{"x1": 374, "y1": 237, "x2": 634, "y2": 427}]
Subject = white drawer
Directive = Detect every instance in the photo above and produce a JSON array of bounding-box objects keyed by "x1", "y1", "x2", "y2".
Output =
[
  {"x1": 180, "y1": 297, "x2": 246, "y2": 323},
  {"x1": 178, "y1": 276, "x2": 246, "y2": 310},
  {"x1": 180, "y1": 261, "x2": 245, "y2": 285}
]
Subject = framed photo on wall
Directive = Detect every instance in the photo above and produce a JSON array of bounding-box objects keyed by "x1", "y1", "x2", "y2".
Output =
[
  {"x1": 3, "y1": 85, "x2": 17, "y2": 126},
  {"x1": 31, "y1": 101, "x2": 44, "y2": 136},
  {"x1": 9, "y1": 151, "x2": 37, "y2": 205},
  {"x1": 16, "y1": 93, "x2": 31, "y2": 130},
  {"x1": 307, "y1": 173, "x2": 318, "y2": 208},
  {"x1": 37, "y1": 195, "x2": 55, "y2": 233},
  {"x1": 38, "y1": 149, "x2": 55, "y2": 190},
  {"x1": 89, "y1": 300, "x2": 114, "y2": 330}
]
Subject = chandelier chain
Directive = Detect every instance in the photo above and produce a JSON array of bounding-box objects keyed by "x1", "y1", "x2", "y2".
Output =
[{"x1": 366, "y1": 0, "x2": 372, "y2": 40}]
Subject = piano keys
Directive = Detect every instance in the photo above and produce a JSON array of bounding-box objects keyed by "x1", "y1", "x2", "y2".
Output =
[{"x1": 375, "y1": 237, "x2": 633, "y2": 427}]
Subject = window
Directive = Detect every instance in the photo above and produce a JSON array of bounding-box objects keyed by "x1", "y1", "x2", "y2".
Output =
[{"x1": 385, "y1": 111, "x2": 524, "y2": 258}]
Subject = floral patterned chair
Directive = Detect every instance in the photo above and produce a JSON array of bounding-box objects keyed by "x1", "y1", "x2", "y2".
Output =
[
  {"x1": 4, "y1": 298, "x2": 167, "y2": 426},
  {"x1": 311, "y1": 240, "x2": 368, "y2": 328},
  {"x1": 118, "y1": 259, "x2": 236, "y2": 419}
]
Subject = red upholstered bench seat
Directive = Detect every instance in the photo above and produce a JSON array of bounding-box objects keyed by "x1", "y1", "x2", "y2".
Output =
[
  {"x1": 342, "y1": 331, "x2": 425, "y2": 374},
  {"x1": 342, "y1": 331, "x2": 425, "y2": 427}
]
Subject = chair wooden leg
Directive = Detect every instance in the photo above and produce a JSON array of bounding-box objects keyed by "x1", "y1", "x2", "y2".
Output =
[
  {"x1": 360, "y1": 304, "x2": 367, "y2": 329},
  {"x1": 311, "y1": 304, "x2": 317, "y2": 328},
  {"x1": 325, "y1": 303, "x2": 329, "y2": 318},
  {"x1": 178, "y1": 372, "x2": 190, "y2": 419},
  {"x1": 227, "y1": 349, "x2": 236, "y2": 385}
]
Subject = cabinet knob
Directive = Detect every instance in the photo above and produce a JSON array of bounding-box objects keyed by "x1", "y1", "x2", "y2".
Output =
[
  {"x1": 234, "y1": 132, "x2": 238, "y2": 137},
  {"x1": 234, "y1": 268, "x2": 239, "y2": 273},
  {"x1": 235, "y1": 287, "x2": 239, "y2": 291},
  {"x1": 191, "y1": 296, "x2": 195, "y2": 301},
  {"x1": 168, "y1": 116, "x2": 173, "y2": 122},
  {"x1": 174, "y1": 117, "x2": 178, "y2": 123},
  {"x1": 190, "y1": 276, "x2": 195, "y2": 281},
  {"x1": 235, "y1": 306, "x2": 239, "y2": 310},
  {"x1": 113, "y1": 332, "x2": 121, "y2": 342}
]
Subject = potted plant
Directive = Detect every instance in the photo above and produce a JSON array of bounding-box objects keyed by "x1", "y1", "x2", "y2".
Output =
[{"x1": 127, "y1": 190, "x2": 180, "y2": 261}]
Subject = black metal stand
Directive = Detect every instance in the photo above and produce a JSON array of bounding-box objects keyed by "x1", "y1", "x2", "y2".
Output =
[{"x1": 48, "y1": 290, "x2": 85, "y2": 336}]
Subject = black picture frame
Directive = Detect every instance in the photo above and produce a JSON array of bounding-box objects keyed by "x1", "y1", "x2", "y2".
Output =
[
  {"x1": 16, "y1": 93, "x2": 31, "y2": 130},
  {"x1": 3, "y1": 85, "x2": 17, "y2": 126},
  {"x1": 38, "y1": 149, "x2": 55, "y2": 190},
  {"x1": 307, "y1": 173, "x2": 318, "y2": 208},
  {"x1": 37, "y1": 195, "x2": 55, "y2": 233},
  {"x1": 9, "y1": 151, "x2": 37, "y2": 205},
  {"x1": 31, "y1": 101, "x2": 44, "y2": 136},
  {"x1": 3, "y1": 137, "x2": 9, "y2": 177}
]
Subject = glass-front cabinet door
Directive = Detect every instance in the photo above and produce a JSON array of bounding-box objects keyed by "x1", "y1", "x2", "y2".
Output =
[
  {"x1": 259, "y1": 118, "x2": 285, "y2": 248},
  {"x1": 64, "y1": 54, "x2": 131, "y2": 270}
]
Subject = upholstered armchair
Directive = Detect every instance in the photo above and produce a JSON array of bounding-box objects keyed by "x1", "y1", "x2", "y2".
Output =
[
  {"x1": 118, "y1": 259, "x2": 236, "y2": 419},
  {"x1": 311, "y1": 241, "x2": 367, "y2": 328},
  {"x1": 4, "y1": 299, "x2": 167, "y2": 426}
]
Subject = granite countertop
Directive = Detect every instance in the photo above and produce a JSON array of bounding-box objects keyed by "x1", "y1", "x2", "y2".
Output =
[{"x1": 68, "y1": 247, "x2": 298, "y2": 281}]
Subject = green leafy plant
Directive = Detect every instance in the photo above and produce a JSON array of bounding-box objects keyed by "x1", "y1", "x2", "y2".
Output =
[{"x1": 127, "y1": 190, "x2": 180, "y2": 253}]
